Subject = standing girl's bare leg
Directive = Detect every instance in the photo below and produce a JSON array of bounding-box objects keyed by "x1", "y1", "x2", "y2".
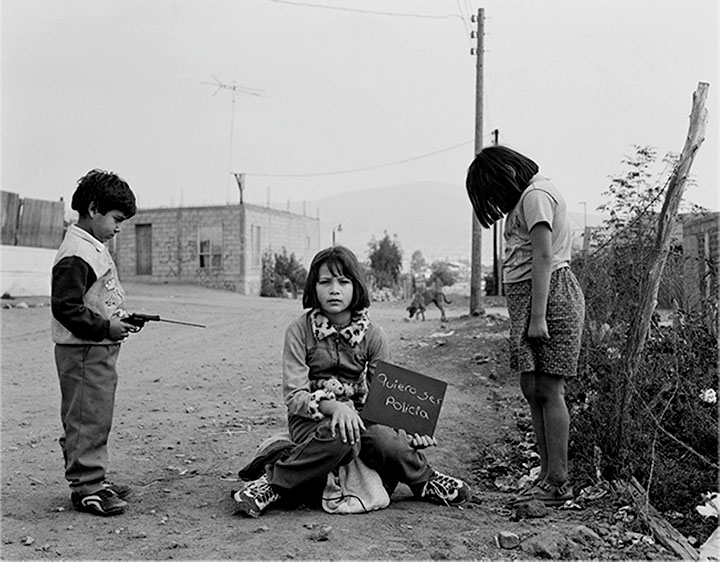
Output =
[
  {"x1": 520, "y1": 372, "x2": 547, "y2": 483},
  {"x1": 520, "y1": 371, "x2": 569, "y2": 486}
]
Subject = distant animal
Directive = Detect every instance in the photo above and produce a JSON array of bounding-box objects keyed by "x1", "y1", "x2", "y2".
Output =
[{"x1": 407, "y1": 289, "x2": 452, "y2": 322}]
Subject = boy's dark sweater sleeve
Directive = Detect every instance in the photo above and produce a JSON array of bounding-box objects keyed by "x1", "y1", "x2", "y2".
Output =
[{"x1": 51, "y1": 256, "x2": 110, "y2": 341}]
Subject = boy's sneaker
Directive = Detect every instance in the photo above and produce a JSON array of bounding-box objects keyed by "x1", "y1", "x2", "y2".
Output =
[
  {"x1": 231, "y1": 475, "x2": 280, "y2": 518},
  {"x1": 103, "y1": 481, "x2": 132, "y2": 500},
  {"x1": 417, "y1": 470, "x2": 471, "y2": 506},
  {"x1": 71, "y1": 488, "x2": 127, "y2": 516}
]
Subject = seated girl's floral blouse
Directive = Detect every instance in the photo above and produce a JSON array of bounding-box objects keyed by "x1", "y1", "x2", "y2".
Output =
[{"x1": 282, "y1": 308, "x2": 389, "y2": 420}]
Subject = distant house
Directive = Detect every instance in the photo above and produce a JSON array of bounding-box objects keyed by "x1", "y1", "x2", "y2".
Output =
[
  {"x1": 681, "y1": 211, "x2": 719, "y2": 313},
  {"x1": 113, "y1": 203, "x2": 320, "y2": 295},
  {"x1": 577, "y1": 210, "x2": 718, "y2": 314}
]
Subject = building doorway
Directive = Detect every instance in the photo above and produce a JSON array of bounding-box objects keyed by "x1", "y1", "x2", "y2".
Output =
[{"x1": 135, "y1": 224, "x2": 152, "y2": 275}]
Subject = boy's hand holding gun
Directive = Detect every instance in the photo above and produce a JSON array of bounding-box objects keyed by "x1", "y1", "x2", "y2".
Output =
[
  {"x1": 109, "y1": 317, "x2": 137, "y2": 340},
  {"x1": 121, "y1": 313, "x2": 206, "y2": 332}
]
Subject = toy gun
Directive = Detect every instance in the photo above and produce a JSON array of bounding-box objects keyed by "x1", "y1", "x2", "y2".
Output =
[{"x1": 123, "y1": 313, "x2": 206, "y2": 330}]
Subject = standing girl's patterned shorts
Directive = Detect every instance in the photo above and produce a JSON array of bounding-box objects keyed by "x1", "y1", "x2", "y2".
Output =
[{"x1": 505, "y1": 266, "x2": 585, "y2": 377}]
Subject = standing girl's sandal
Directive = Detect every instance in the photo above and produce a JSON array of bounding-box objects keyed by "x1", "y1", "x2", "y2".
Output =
[
  {"x1": 508, "y1": 476, "x2": 543, "y2": 505},
  {"x1": 510, "y1": 480, "x2": 574, "y2": 507},
  {"x1": 514, "y1": 474, "x2": 544, "y2": 498}
]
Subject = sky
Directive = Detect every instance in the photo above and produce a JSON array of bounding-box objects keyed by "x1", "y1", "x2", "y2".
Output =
[{"x1": 2, "y1": 0, "x2": 718, "y2": 221}]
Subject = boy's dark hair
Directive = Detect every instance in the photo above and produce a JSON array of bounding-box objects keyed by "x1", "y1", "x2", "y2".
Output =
[
  {"x1": 303, "y1": 245, "x2": 370, "y2": 312},
  {"x1": 72, "y1": 169, "x2": 137, "y2": 218},
  {"x1": 465, "y1": 145, "x2": 539, "y2": 228}
]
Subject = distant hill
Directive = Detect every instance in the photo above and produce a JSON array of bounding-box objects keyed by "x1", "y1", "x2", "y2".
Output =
[{"x1": 301, "y1": 181, "x2": 604, "y2": 267}]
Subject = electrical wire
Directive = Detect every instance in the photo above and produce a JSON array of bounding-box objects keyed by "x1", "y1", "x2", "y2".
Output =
[
  {"x1": 244, "y1": 139, "x2": 474, "y2": 177},
  {"x1": 265, "y1": 0, "x2": 464, "y2": 20},
  {"x1": 455, "y1": 0, "x2": 474, "y2": 49}
]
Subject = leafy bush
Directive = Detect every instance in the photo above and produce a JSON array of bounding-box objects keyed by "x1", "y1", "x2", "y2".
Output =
[
  {"x1": 428, "y1": 260, "x2": 458, "y2": 288},
  {"x1": 567, "y1": 145, "x2": 718, "y2": 541},
  {"x1": 569, "y1": 306, "x2": 718, "y2": 538},
  {"x1": 260, "y1": 248, "x2": 307, "y2": 298},
  {"x1": 260, "y1": 250, "x2": 276, "y2": 297},
  {"x1": 367, "y1": 232, "x2": 402, "y2": 289}
]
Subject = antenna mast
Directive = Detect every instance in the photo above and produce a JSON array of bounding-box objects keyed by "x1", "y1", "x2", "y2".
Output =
[{"x1": 202, "y1": 75, "x2": 264, "y2": 203}]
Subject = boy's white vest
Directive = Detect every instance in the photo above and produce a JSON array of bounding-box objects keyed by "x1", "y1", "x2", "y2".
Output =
[{"x1": 51, "y1": 225, "x2": 126, "y2": 345}]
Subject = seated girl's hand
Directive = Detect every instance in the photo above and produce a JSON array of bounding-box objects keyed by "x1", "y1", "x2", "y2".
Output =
[
  {"x1": 321, "y1": 400, "x2": 365, "y2": 445},
  {"x1": 409, "y1": 433, "x2": 437, "y2": 449}
]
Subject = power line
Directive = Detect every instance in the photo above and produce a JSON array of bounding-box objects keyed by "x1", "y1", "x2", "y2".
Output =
[
  {"x1": 244, "y1": 139, "x2": 474, "y2": 178},
  {"x1": 455, "y1": 0, "x2": 474, "y2": 49},
  {"x1": 265, "y1": 0, "x2": 465, "y2": 20}
]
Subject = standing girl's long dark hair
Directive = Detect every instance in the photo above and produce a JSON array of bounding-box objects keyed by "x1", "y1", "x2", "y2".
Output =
[{"x1": 465, "y1": 145, "x2": 539, "y2": 228}]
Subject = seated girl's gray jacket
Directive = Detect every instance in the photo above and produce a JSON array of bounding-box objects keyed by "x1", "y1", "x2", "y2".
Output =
[{"x1": 282, "y1": 310, "x2": 389, "y2": 419}]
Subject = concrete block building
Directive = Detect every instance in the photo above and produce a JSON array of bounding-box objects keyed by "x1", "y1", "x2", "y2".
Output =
[
  {"x1": 681, "y1": 211, "x2": 719, "y2": 314},
  {"x1": 113, "y1": 203, "x2": 320, "y2": 295}
]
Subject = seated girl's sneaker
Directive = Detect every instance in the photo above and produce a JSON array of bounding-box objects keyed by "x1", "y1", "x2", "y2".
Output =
[
  {"x1": 416, "y1": 470, "x2": 471, "y2": 506},
  {"x1": 231, "y1": 475, "x2": 280, "y2": 518}
]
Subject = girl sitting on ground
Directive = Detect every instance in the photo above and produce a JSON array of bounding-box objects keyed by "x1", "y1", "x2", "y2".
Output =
[{"x1": 231, "y1": 245, "x2": 470, "y2": 517}]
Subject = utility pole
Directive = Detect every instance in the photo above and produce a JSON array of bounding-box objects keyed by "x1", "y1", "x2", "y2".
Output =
[
  {"x1": 580, "y1": 201, "x2": 590, "y2": 252},
  {"x1": 469, "y1": 8, "x2": 485, "y2": 315},
  {"x1": 332, "y1": 223, "x2": 343, "y2": 246}
]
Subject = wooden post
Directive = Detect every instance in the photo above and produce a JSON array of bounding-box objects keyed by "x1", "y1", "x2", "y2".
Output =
[
  {"x1": 469, "y1": 8, "x2": 485, "y2": 315},
  {"x1": 615, "y1": 477, "x2": 699, "y2": 560},
  {"x1": 613, "y1": 82, "x2": 709, "y2": 467},
  {"x1": 233, "y1": 173, "x2": 245, "y2": 204}
]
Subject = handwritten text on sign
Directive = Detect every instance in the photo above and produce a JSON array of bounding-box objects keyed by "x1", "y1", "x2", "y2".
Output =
[{"x1": 361, "y1": 361, "x2": 447, "y2": 436}]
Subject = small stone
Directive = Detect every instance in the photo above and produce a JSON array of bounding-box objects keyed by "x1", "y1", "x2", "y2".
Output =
[
  {"x1": 570, "y1": 524, "x2": 602, "y2": 545},
  {"x1": 522, "y1": 531, "x2": 568, "y2": 559},
  {"x1": 514, "y1": 499, "x2": 550, "y2": 519},
  {"x1": 496, "y1": 531, "x2": 520, "y2": 549},
  {"x1": 308, "y1": 525, "x2": 332, "y2": 542}
]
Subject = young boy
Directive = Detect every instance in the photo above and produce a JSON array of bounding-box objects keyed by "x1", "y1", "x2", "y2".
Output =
[{"x1": 51, "y1": 169, "x2": 137, "y2": 516}]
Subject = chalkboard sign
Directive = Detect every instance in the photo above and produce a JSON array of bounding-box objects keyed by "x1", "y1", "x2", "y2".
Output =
[{"x1": 360, "y1": 361, "x2": 447, "y2": 436}]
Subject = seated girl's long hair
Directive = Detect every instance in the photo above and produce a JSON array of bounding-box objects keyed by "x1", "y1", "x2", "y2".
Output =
[{"x1": 303, "y1": 246, "x2": 370, "y2": 312}]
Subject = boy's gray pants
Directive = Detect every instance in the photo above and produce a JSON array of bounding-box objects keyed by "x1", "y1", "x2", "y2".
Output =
[{"x1": 55, "y1": 344, "x2": 120, "y2": 496}]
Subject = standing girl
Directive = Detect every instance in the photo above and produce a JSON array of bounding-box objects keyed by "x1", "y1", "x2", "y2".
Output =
[
  {"x1": 466, "y1": 146, "x2": 585, "y2": 506},
  {"x1": 232, "y1": 245, "x2": 470, "y2": 517}
]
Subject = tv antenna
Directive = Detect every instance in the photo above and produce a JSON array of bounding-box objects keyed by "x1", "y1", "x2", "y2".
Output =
[{"x1": 202, "y1": 75, "x2": 265, "y2": 203}]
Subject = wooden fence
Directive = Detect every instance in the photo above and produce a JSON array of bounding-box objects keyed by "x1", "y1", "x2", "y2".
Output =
[{"x1": 1, "y1": 191, "x2": 64, "y2": 249}]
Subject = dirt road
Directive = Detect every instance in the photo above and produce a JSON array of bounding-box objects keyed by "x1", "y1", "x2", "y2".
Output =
[{"x1": 1, "y1": 283, "x2": 675, "y2": 560}]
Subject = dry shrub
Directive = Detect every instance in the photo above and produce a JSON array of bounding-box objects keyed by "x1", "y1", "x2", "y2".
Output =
[{"x1": 569, "y1": 248, "x2": 718, "y2": 542}]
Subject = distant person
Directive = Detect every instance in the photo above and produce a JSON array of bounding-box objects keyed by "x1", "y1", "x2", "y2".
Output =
[
  {"x1": 231, "y1": 245, "x2": 470, "y2": 517},
  {"x1": 51, "y1": 169, "x2": 138, "y2": 516},
  {"x1": 465, "y1": 146, "x2": 585, "y2": 506}
]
